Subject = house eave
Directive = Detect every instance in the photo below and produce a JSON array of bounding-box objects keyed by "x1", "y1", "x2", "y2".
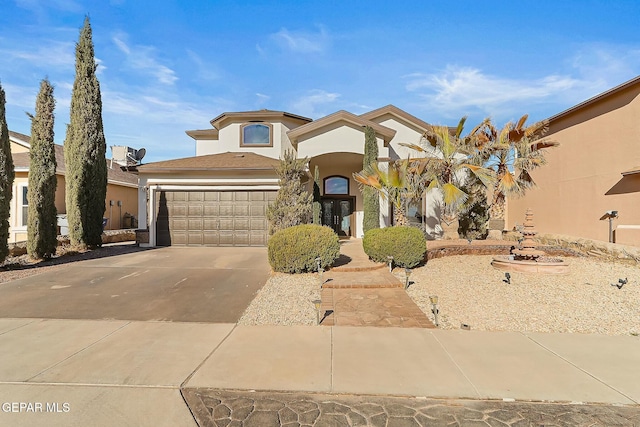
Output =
[{"x1": 546, "y1": 75, "x2": 640, "y2": 123}]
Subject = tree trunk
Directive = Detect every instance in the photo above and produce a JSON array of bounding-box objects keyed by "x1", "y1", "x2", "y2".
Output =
[
  {"x1": 393, "y1": 204, "x2": 408, "y2": 226},
  {"x1": 440, "y1": 213, "x2": 460, "y2": 240}
]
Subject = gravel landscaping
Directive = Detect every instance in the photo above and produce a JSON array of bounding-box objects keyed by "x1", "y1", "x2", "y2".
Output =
[
  {"x1": 404, "y1": 255, "x2": 640, "y2": 336},
  {"x1": 240, "y1": 254, "x2": 640, "y2": 336},
  {"x1": 238, "y1": 272, "x2": 321, "y2": 326}
]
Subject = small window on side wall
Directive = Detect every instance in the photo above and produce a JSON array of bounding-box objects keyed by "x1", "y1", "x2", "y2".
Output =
[
  {"x1": 240, "y1": 122, "x2": 273, "y2": 147},
  {"x1": 324, "y1": 176, "x2": 349, "y2": 195},
  {"x1": 21, "y1": 186, "x2": 28, "y2": 226}
]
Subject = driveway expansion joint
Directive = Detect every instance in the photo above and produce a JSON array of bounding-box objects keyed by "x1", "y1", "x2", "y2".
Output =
[{"x1": 525, "y1": 333, "x2": 639, "y2": 404}]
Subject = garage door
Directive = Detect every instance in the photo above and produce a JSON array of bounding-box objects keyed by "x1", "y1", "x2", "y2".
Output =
[{"x1": 156, "y1": 190, "x2": 276, "y2": 246}]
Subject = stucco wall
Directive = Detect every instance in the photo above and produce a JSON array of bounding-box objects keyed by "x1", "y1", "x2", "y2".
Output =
[
  {"x1": 195, "y1": 139, "x2": 218, "y2": 156},
  {"x1": 373, "y1": 115, "x2": 425, "y2": 160},
  {"x1": 8, "y1": 171, "x2": 137, "y2": 242},
  {"x1": 10, "y1": 141, "x2": 29, "y2": 153},
  {"x1": 507, "y1": 84, "x2": 640, "y2": 245},
  {"x1": 215, "y1": 122, "x2": 288, "y2": 159},
  {"x1": 296, "y1": 122, "x2": 387, "y2": 159}
]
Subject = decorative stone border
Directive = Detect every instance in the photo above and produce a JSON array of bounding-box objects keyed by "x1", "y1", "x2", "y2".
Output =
[{"x1": 505, "y1": 232, "x2": 640, "y2": 264}]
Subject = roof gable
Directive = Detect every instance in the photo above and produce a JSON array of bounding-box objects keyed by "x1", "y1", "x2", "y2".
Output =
[
  {"x1": 9, "y1": 131, "x2": 30, "y2": 150},
  {"x1": 547, "y1": 75, "x2": 640, "y2": 123},
  {"x1": 287, "y1": 110, "x2": 396, "y2": 144},
  {"x1": 360, "y1": 105, "x2": 432, "y2": 133},
  {"x1": 209, "y1": 109, "x2": 312, "y2": 130}
]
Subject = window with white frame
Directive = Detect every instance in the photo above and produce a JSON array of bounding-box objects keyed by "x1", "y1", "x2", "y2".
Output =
[{"x1": 20, "y1": 186, "x2": 28, "y2": 226}]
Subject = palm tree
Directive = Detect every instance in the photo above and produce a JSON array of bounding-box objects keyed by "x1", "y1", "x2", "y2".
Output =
[
  {"x1": 354, "y1": 159, "x2": 427, "y2": 226},
  {"x1": 471, "y1": 115, "x2": 558, "y2": 229},
  {"x1": 402, "y1": 117, "x2": 495, "y2": 239}
]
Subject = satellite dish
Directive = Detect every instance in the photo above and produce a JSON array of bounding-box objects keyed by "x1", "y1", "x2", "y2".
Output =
[{"x1": 135, "y1": 148, "x2": 146, "y2": 161}]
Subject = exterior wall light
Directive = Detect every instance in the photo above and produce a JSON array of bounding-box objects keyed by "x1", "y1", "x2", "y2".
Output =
[{"x1": 600, "y1": 210, "x2": 619, "y2": 243}]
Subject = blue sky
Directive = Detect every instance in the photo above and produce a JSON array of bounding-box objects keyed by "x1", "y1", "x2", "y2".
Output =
[{"x1": 1, "y1": 0, "x2": 639, "y2": 163}]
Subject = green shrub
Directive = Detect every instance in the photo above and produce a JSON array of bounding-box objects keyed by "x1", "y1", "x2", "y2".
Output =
[
  {"x1": 363, "y1": 226, "x2": 426, "y2": 268},
  {"x1": 268, "y1": 224, "x2": 340, "y2": 273}
]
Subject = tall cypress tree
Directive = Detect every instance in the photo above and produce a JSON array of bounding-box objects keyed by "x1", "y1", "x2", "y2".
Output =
[
  {"x1": 312, "y1": 165, "x2": 321, "y2": 225},
  {"x1": 362, "y1": 126, "x2": 380, "y2": 233},
  {"x1": 0, "y1": 83, "x2": 14, "y2": 263},
  {"x1": 27, "y1": 79, "x2": 58, "y2": 259},
  {"x1": 0, "y1": 84, "x2": 15, "y2": 262},
  {"x1": 64, "y1": 17, "x2": 107, "y2": 249}
]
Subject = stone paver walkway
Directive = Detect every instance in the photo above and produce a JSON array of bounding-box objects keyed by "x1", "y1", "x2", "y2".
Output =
[
  {"x1": 320, "y1": 288, "x2": 435, "y2": 328},
  {"x1": 182, "y1": 389, "x2": 640, "y2": 427},
  {"x1": 320, "y1": 239, "x2": 434, "y2": 328}
]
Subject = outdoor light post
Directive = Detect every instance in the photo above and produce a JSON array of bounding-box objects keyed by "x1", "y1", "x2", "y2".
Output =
[
  {"x1": 315, "y1": 257, "x2": 324, "y2": 285},
  {"x1": 404, "y1": 268, "x2": 411, "y2": 290},
  {"x1": 312, "y1": 299, "x2": 322, "y2": 325},
  {"x1": 429, "y1": 295, "x2": 439, "y2": 326},
  {"x1": 387, "y1": 256, "x2": 394, "y2": 272}
]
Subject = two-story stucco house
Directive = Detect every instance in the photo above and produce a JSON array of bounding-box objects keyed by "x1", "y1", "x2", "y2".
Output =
[{"x1": 137, "y1": 105, "x2": 434, "y2": 247}]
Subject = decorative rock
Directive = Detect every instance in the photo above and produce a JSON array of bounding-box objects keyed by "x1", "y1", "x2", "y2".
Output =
[{"x1": 182, "y1": 389, "x2": 640, "y2": 427}]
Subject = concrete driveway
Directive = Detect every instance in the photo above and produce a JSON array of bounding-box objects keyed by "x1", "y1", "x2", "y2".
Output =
[{"x1": 0, "y1": 246, "x2": 271, "y2": 323}]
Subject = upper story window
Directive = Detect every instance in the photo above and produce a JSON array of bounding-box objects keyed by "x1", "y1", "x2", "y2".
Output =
[
  {"x1": 324, "y1": 176, "x2": 349, "y2": 195},
  {"x1": 240, "y1": 122, "x2": 273, "y2": 147}
]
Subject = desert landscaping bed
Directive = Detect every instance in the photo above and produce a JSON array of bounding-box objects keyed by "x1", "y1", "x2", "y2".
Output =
[{"x1": 240, "y1": 255, "x2": 640, "y2": 336}]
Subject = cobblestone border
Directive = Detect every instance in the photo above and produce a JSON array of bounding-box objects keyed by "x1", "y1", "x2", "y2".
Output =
[{"x1": 182, "y1": 388, "x2": 640, "y2": 427}]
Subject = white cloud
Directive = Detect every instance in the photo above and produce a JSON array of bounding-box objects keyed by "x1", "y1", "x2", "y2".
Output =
[
  {"x1": 290, "y1": 89, "x2": 340, "y2": 118},
  {"x1": 255, "y1": 92, "x2": 270, "y2": 107},
  {"x1": 405, "y1": 66, "x2": 605, "y2": 122},
  {"x1": 0, "y1": 40, "x2": 75, "y2": 69},
  {"x1": 186, "y1": 49, "x2": 219, "y2": 81},
  {"x1": 111, "y1": 32, "x2": 178, "y2": 85},
  {"x1": 269, "y1": 26, "x2": 329, "y2": 54},
  {"x1": 15, "y1": 0, "x2": 82, "y2": 13},
  {"x1": 405, "y1": 45, "x2": 640, "y2": 123}
]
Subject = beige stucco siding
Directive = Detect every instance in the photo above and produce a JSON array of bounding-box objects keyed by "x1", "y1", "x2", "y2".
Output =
[
  {"x1": 8, "y1": 172, "x2": 138, "y2": 242},
  {"x1": 195, "y1": 139, "x2": 218, "y2": 156},
  {"x1": 10, "y1": 141, "x2": 29, "y2": 153},
  {"x1": 373, "y1": 115, "x2": 425, "y2": 160},
  {"x1": 296, "y1": 123, "x2": 387, "y2": 159},
  {"x1": 507, "y1": 85, "x2": 640, "y2": 245},
  {"x1": 215, "y1": 122, "x2": 288, "y2": 159}
]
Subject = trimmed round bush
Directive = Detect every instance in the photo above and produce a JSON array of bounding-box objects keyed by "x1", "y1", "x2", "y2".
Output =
[
  {"x1": 268, "y1": 224, "x2": 340, "y2": 273},
  {"x1": 363, "y1": 226, "x2": 426, "y2": 268}
]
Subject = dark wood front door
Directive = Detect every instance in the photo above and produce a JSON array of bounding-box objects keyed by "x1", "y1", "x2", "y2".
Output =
[{"x1": 321, "y1": 198, "x2": 353, "y2": 237}]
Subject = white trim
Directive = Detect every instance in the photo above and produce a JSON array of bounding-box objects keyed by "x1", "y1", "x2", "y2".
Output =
[
  {"x1": 143, "y1": 177, "x2": 279, "y2": 185},
  {"x1": 153, "y1": 185, "x2": 280, "y2": 191}
]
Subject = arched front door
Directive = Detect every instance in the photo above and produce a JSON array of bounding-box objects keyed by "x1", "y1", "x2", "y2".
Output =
[{"x1": 321, "y1": 176, "x2": 353, "y2": 237}]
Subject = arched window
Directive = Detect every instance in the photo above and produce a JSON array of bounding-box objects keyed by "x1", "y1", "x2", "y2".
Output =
[
  {"x1": 324, "y1": 176, "x2": 349, "y2": 195},
  {"x1": 240, "y1": 122, "x2": 273, "y2": 146}
]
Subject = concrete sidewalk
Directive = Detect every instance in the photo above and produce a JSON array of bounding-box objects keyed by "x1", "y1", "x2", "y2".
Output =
[{"x1": 0, "y1": 319, "x2": 638, "y2": 426}]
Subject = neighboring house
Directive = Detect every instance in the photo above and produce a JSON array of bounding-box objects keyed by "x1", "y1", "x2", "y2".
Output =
[
  {"x1": 8, "y1": 131, "x2": 139, "y2": 243},
  {"x1": 137, "y1": 106, "x2": 435, "y2": 247},
  {"x1": 507, "y1": 75, "x2": 640, "y2": 246}
]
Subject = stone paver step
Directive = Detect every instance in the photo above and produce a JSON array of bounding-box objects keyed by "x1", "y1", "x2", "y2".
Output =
[{"x1": 322, "y1": 270, "x2": 402, "y2": 289}]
